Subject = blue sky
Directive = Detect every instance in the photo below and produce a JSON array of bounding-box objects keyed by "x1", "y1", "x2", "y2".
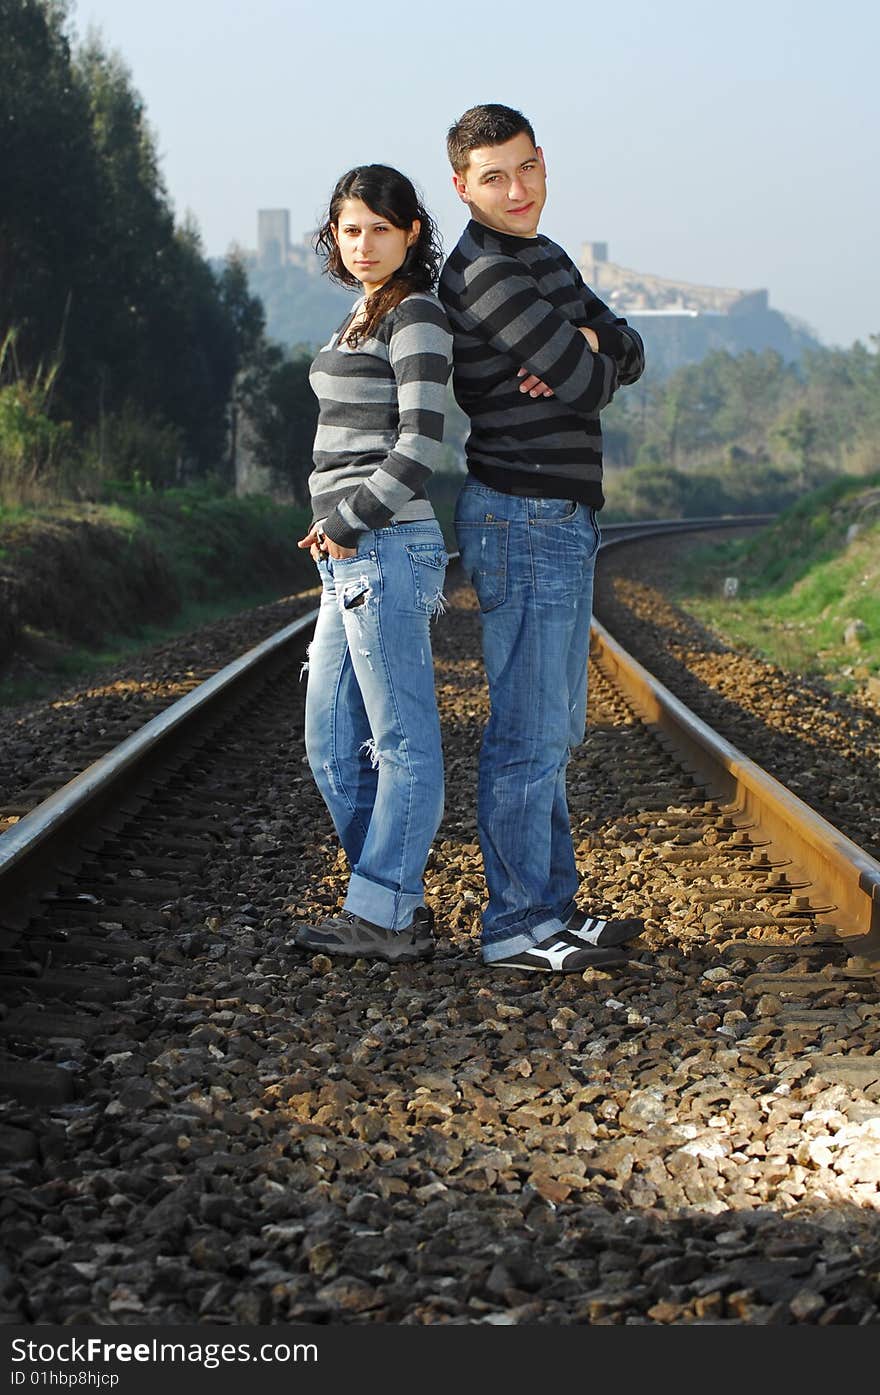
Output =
[{"x1": 71, "y1": 0, "x2": 880, "y2": 348}]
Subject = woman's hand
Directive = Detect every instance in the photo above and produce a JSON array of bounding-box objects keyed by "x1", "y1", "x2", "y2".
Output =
[{"x1": 298, "y1": 528, "x2": 356, "y2": 562}]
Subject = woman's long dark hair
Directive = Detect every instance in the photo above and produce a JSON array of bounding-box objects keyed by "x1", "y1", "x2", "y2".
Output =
[{"x1": 315, "y1": 165, "x2": 442, "y2": 347}]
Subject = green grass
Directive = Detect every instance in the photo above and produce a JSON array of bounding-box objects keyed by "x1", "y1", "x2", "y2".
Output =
[
  {"x1": 668, "y1": 475, "x2": 880, "y2": 688},
  {"x1": 108, "y1": 484, "x2": 314, "y2": 601}
]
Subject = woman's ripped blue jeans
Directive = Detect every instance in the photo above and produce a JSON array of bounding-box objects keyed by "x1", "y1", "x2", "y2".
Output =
[{"x1": 304, "y1": 521, "x2": 447, "y2": 931}]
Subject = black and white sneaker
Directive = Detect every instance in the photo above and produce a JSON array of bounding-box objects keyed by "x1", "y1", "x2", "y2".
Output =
[
  {"x1": 565, "y1": 909, "x2": 644, "y2": 948},
  {"x1": 291, "y1": 907, "x2": 435, "y2": 963},
  {"x1": 488, "y1": 929, "x2": 628, "y2": 973}
]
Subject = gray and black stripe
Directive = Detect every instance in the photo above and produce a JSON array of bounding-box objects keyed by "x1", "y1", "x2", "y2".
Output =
[
  {"x1": 308, "y1": 291, "x2": 453, "y2": 548},
  {"x1": 438, "y1": 220, "x2": 645, "y2": 507}
]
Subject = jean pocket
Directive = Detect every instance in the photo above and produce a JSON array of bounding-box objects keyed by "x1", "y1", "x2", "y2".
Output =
[
  {"x1": 455, "y1": 521, "x2": 509, "y2": 612},
  {"x1": 530, "y1": 497, "x2": 579, "y2": 524},
  {"x1": 406, "y1": 543, "x2": 448, "y2": 613}
]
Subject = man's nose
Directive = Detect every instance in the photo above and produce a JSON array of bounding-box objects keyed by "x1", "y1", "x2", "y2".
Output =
[{"x1": 508, "y1": 175, "x2": 526, "y2": 201}]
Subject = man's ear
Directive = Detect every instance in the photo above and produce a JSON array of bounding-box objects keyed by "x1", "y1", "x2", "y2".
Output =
[
  {"x1": 536, "y1": 145, "x2": 546, "y2": 177},
  {"x1": 452, "y1": 172, "x2": 470, "y2": 206}
]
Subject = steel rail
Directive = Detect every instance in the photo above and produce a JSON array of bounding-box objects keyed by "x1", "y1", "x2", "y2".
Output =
[
  {"x1": 600, "y1": 513, "x2": 775, "y2": 540},
  {"x1": 591, "y1": 537, "x2": 880, "y2": 950},
  {"x1": 0, "y1": 610, "x2": 316, "y2": 922}
]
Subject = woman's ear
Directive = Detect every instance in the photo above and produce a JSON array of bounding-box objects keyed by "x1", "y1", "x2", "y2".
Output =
[{"x1": 408, "y1": 218, "x2": 421, "y2": 247}]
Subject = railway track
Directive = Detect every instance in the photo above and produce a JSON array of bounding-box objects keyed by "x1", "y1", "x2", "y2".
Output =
[
  {"x1": 2, "y1": 516, "x2": 876, "y2": 959},
  {"x1": 1, "y1": 518, "x2": 879, "y2": 1326}
]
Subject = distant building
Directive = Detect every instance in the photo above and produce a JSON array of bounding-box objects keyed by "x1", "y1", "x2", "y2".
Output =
[
  {"x1": 580, "y1": 241, "x2": 769, "y2": 317},
  {"x1": 257, "y1": 210, "x2": 290, "y2": 269},
  {"x1": 256, "y1": 210, "x2": 322, "y2": 273},
  {"x1": 578, "y1": 242, "x2": 818, "y2": 377}
]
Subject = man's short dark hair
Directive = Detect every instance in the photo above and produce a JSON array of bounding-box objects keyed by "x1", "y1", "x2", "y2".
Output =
[{"x1": 446, "y1": 104, "x2": 537, "y2": 174}]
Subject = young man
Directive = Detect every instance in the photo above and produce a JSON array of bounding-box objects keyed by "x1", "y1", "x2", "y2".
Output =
[{"x1": 439, "y1": 103, "x2": 646, "y2": 972}]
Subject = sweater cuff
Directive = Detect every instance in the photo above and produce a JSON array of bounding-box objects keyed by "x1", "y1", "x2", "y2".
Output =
[
  {"x1": 321, "y1": 509, "x2": 362, "y2": 551},
  {"x1": 592, "y1": 323, "x2": 626, "y2": 360}
]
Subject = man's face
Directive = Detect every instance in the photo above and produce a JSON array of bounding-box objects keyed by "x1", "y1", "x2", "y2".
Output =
[{"x1": 452, "y1": 132, "x2": 547, "y2": 238}]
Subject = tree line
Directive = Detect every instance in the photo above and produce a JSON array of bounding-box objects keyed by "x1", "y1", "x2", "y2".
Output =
[
  {"x1": 0, "y1": 0, "x2": 318, "y2": 502},
  {"x1": 602, "y1": 339, "x2": 880, "y2": 518},
  {"x1": 3, "y1": 2, "x2": 877, "y2": 518}
]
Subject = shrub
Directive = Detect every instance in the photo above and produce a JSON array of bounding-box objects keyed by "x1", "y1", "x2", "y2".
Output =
[{"x1": 0, "y1": 331, "x2": 71, "y2": 503}]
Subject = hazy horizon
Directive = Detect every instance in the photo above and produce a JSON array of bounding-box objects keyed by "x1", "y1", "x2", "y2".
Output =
[{"x1": 71, "y1": 0, "x2": 880, "y2": 349}]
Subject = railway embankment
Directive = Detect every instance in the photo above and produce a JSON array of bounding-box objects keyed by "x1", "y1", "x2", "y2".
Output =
[{"x1": 0, "y1": 490, "x2": 315, "y2": 700}]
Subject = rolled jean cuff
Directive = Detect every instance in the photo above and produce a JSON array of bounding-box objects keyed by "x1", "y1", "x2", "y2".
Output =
[
  {"x1": 481, "y1": 915, "x2": 564, "y2": 964},
  {"x1": 343, "y1": 872, "x2": 424, "y2": 931}
]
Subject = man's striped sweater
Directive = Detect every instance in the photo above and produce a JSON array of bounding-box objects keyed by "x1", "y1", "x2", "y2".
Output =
[
  {"x1": 438, "y1": 219, "x2": 645, "y2": 507},
  {"x1": 308, "y1": 291, "x2": 453, "y2": 548}
]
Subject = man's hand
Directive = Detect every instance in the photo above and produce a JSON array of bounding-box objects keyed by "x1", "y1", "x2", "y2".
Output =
[
  {"x1": 579, "y1": 326, "x2": 600, "y2": 352},
  {"x1": 517, "y1": 368, "x2": 554, "y2": 398},
  {"x1": 297, "y1": 528, "x2": 356, "y2": 562}
]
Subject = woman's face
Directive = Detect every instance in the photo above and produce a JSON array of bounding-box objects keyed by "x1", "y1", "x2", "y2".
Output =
[{"x1": 331, "y1": 197, "x2": 419, "y2": 295}]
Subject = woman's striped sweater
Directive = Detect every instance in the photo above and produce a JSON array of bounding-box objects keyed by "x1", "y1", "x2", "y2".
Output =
[{"x1": 307, "y1": 291, "x2": 453, "y2": 548}]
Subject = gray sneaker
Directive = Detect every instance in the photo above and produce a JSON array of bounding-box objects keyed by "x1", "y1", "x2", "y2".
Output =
[{"x1": 291, "y1": 907, "x2": 435, "y2": 963}]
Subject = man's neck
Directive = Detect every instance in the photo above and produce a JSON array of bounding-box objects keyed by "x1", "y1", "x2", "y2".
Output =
[{"x1": 469, "y1": 216, "x2": 541, "y2": 242}]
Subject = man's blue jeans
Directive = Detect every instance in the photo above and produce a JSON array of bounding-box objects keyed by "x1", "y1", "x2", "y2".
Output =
[
  {"x1": 454, "y1": 477, "x2": 601, "y2": 962},
  {"x1": 304, "y1": 521, "x2": 447, "y2": 931}
]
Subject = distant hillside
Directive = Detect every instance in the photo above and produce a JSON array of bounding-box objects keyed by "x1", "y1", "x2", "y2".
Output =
[
  {"x1": 227, "y1": 239, "x2": 824, "y2": 374},
  {"x1": 629, "y1": 307, "x2": 822, "y2": 381},
  {"x1": 242, "y1": 253, "x2": 354, "y2": 350},
  {"x1": 578, "y1": 241, "x2": 823, "y2": 380}
]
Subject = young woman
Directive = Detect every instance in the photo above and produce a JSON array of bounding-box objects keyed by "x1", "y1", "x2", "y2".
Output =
[{"x1": 291, "y1": 165, "x2": 453, "y2": 964}]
